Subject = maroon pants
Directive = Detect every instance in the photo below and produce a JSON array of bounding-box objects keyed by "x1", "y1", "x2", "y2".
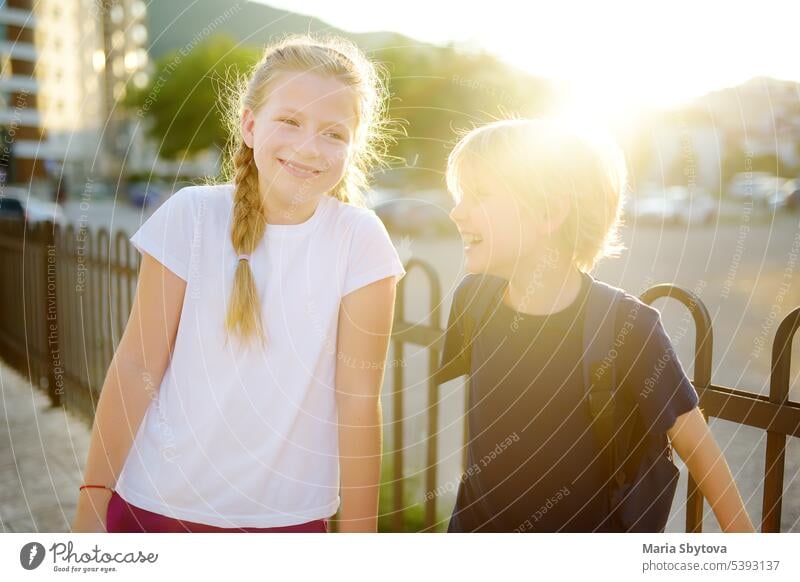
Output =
[{"x1": 106, "y1": 490, "x2": 328, "y2": 533}]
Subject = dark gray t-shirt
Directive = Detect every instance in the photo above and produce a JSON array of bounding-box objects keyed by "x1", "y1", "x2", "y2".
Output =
[{"x1": 439, "y1": 272, "x2": 700, "y2": 532}]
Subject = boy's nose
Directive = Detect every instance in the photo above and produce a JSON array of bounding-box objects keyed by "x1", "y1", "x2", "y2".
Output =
[{"x1": 449, "y1": 200, "x2": 465, "y2": 224}]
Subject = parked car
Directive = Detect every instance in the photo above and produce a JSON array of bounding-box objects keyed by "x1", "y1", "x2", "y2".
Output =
[
  {"x1": 374, "y1": 189, "x2": 456, "y2": 236},
  {"x1": 767, "y1": 179, "x2": 800, "y2": 212},
  {"x1": 727, "y1": 172, "x2": 785, "y2": 206},
  {"x1": 631, "y1": 186, "x2": 716, "y2": 225},
  {"x1": 727, "y1": 171, "x2": 770, "y2": 197},
  {"x1": 67, "y1": 179, "x2": 119, "y2": 200},
  {"x1": 0, "y1": 186, "x2": 67, "y2": 226},
  {"x1": 127, "y1": 181, "x2": 166, "y2": 209}
]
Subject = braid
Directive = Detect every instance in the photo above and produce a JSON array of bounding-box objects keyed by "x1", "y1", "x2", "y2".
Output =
[
  {"x1": 218, "y1": 34, "x2": 396, "y2": 348},
  {"x1": 224, "y1": 142, "x2": 268, "y2": 347}
]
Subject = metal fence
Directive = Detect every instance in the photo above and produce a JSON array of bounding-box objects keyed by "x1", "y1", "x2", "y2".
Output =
[{"x1": 1, "y1": 219, "x2": 798, "y2": 532}]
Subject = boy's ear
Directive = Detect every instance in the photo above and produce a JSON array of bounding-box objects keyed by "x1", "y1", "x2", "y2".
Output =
[
  {"x1": 536, "y1": 196, "x2": 571, "y2": 237},
  {"x1": 241, "y1": 108, "x2": 255, "y2": 149}
]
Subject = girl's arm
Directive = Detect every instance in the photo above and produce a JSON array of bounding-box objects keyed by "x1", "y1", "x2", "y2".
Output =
[
  {"x1": 667, "y1": 406, "x2": 756, "y2": 532},
  {"x1": 71, "y1": 253, "x2": 186, "y2": 532},
  {"x1": 335, "y1": 276, "x2": 397, "y2": 533}
]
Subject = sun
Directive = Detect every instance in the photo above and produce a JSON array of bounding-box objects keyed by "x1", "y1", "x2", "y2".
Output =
[{"x1": 544, "y1": 75, "x2": 702, "y2": 135}]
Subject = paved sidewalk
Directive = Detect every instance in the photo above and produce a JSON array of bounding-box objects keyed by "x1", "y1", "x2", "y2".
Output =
[{"x1": 0, "y1": 358, "x2": 91, "y2": 532}]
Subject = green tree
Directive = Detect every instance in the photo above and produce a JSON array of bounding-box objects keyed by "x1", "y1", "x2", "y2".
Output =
[{"x1": 125, "y1": 35, "x2": 259, "y2": 160}]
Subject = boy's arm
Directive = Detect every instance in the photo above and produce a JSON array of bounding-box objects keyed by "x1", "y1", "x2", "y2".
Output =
[{"x1": 667, "y1": 407, "x2": 756, "y2": 532}]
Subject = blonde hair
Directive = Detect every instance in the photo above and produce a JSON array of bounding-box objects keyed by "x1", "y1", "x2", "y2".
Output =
[
  {"x1": 446, "y1": 118, "x2": 628, "y2": 272},
  {"x1": 217, "y1": 34, "x2": 393, "y2": 347}
]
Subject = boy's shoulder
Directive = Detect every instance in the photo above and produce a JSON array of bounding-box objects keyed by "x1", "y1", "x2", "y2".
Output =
[
  {"x1": 582, "y1": 277, "x2": 665, "y2": 344},
  {"x1": 603, "y1": 280, "x2": 662, "y2": 328},
  {"x1": 588, "y1": 276, "x2": 660, "y2": 316},
  {"x1": 453, "y1": 273, "x2": 505, "y2": 302},
  {"x1": 451, "y1": 273, "x2": 663, "y2": 329}
]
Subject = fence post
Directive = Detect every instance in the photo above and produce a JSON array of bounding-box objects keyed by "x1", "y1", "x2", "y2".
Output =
[
  {"x1": 640, "y1": 284, "x2": 713, "y2": 533},
  {"x1": 762, "y1": 307, "x2": 800, "y2": 532},
  {"x1": 42, "y1": 221, "x2": 62, "y2": 407}
]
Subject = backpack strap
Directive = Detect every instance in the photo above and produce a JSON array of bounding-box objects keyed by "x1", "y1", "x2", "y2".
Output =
[
  {"x1": 460, "y1": 274, "x2": 508, "y2": 374},
  {"x1": 582, "y1": 275, "x2": 628, "y2": 493}
]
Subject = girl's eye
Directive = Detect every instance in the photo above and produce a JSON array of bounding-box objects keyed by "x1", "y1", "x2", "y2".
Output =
[
  {"x1": 324, "y1": 131, "x2": 344, "y2": 141},
  {"x1": 278, "y1": 118, "x2": 299, "y2": 126}
]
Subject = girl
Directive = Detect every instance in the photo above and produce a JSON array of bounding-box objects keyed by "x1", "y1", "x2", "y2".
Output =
[
  {"x1": 438, "y1": 118, "x2": 755, "y2": 532},
  {"x1": 71, "y1": 35, "x2": 405, "y2": 533}
]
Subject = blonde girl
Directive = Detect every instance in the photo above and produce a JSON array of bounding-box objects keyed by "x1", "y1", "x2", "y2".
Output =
[{"x1": 72, "y1": 35, "x2": 405, "y2": 533}]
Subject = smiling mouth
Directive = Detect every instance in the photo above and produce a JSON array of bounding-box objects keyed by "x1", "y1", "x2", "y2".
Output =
[
  {"x1": 462, "y1": 232, "x2": 484, "y2": 249},
  {"x1": 277, "y1": 158, "x2": 322, "y2": 178}
]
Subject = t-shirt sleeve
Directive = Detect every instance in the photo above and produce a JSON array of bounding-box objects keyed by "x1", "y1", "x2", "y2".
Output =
[
  {"x1": 435, "y1": 276, "x2": 472, "y2": 384},
  {"x1": 341, "y1": 211, "x2": 406, "y2": 297},
  {"x1": 129, "y1": 187, "x2": 195, "y2": 281},
  {"x1": 620, "y1": 301, "x2": 700, "y2": 435}
]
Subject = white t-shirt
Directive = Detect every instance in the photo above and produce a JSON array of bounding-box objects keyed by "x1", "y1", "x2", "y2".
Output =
[{"x1": 115, "y1": 183, "x2": 406, "y2": 528}]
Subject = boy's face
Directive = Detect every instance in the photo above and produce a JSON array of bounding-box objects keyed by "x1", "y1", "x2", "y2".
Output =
[
  {"x1": 241, "y1": 71, "x2": 357, "y2": 209},
  {"x1": 449, "y1": 173, "x2": 559, "y2": 278}
]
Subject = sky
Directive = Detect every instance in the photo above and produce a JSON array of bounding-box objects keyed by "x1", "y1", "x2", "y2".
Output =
[{"x1": 258, "y1": 0, "x2": 800, "y2": 125}]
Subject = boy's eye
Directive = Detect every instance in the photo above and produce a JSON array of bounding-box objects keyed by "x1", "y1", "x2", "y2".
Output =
[
  {"x1": 324, "y1": 131, "x2": 345, "y2": 141},
  {"x1": 278, "y1": 118, "x2": 299, "y2": 126}
]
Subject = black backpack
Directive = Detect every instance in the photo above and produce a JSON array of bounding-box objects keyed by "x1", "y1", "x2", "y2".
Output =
[{"x1": 441, "y1": 273, "x2": 679, "y2": 532}]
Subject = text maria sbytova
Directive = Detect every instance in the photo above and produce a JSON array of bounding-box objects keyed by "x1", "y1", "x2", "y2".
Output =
[{"x1": 643, "y1": 543, "x2": 727, "y2": 556}]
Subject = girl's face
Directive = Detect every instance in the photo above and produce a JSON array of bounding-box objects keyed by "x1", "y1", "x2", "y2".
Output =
[
  {"x1": 449, "y1": 172, "x2": 561, "y2": 278},
  {"x1": 241, "y1": 71, "x2": 357, "y2": 209}
]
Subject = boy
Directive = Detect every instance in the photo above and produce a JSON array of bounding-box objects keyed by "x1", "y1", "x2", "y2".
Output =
[{"x1": 437, "y1": 118, "x2": 754, "y2": 533}]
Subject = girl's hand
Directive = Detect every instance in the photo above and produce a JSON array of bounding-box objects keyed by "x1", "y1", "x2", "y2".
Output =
[
  {"x1": 667, "y1": 406, "x2": 756, "y2": 533},
  {"x1": 71, "y1": 490, "x2": 112, "y2": 533}
]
